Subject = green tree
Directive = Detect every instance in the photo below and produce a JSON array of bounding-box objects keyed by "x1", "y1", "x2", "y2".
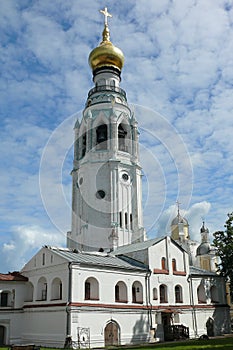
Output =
[{"x1": 213, "y1": 212, "x2": 233, "y2": 299}]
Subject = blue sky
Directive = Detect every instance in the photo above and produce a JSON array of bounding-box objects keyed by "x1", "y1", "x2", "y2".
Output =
[{"x1": 1, "y1": 0, "x2": 233, "y2": 273}]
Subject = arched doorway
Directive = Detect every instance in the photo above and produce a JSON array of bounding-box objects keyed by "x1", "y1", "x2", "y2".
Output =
[
  {"x1": 206, "y1": 317, "x2": 214, "y2": 337},
  {"x1": 0, "y1": 325, "x2": 6, "y2": 345},
  {"x1": 104, "y1": 321, "x2": 120, "y2": 346}
]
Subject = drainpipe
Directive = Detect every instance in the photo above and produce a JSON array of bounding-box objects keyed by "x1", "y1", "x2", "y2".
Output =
[
  {"x1": 66, "y1": 262, "x2": 73, "y2": 345},
  {"x1": 188, "y1": 275, "x2": 198, "y2": 338},
  {"x1": 145, "y1": 269, "x2": 152, "y2": 329}
]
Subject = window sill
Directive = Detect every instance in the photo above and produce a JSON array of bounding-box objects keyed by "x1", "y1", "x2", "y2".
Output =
[
  {"x1": 153, "y1": 269, "x2": 169, "y2": 275},
  {"x1": 173, "y1": 271, "x2": 186, "y2": 276}
]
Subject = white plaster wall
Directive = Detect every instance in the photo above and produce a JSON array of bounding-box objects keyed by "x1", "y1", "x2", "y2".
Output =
[
  {"x1": 22, "y1": 307, "x2": 66, "y2": 347},
  {"x1": 71, "y1": 265, "x2": 147, "y2": 305},
  {"x1": 70, "y1": 308, "x2": 150, "y2": 347}
]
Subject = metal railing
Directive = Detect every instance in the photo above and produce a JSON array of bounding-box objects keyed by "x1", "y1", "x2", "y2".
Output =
[{"x1": 88, "y1": 85, "x2": 126, "y2": 98}]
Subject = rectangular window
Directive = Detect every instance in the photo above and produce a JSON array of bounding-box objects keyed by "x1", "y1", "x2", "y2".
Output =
[
  {"x1": 42, "y1": 283, "x2": 47, "y2": 300},
  {"x1": 42, "y1": 253, "x2": 45, "y2": 266},
  {"x1": 119, "y1": 212, "x2": 122, "y2": 228},
  {"x1": 125, "y1": 213, "x2": 128, "y2": 229},
  {"x1": 85, "y1": 282, "x2": 91, "y2": 300},
  {"x1": 1, "y1": 292, "x2": 8, "y2": 307},
  {"x1": 130, "y1": 214, "x2": 133, "y2": 230},
  {"x1": 115, "y1": 285, "x2": 120, "y2": 302}
]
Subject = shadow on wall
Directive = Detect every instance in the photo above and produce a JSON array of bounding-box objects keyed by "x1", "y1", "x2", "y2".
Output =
[
  {"x1": 130, "y1": 314, "x2": 149, "y2": 344},
  {"x1": 210, "y1": 307, "x2": 231, "y2": 337}
]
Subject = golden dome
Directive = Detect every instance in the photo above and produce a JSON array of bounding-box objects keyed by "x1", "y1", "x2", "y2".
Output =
[{"x1": 88, "y1": 13, "x2": 124, "y2": 72}]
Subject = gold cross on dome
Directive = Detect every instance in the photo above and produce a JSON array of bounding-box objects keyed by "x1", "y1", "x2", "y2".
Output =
[
  {"x1": 100, "y1": 7, "x2": 112, "y2": 26},
  {"x1": 176, "y1": 200, "x2": 181, "y2": 216}
]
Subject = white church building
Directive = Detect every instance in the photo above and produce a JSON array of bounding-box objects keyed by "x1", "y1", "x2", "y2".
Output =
[{"x1": 0, "y1": 9, "x2": 230, "y2": 349}]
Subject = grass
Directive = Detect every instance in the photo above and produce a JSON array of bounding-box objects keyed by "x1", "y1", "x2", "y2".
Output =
[
  {"x1": 118, "y1": 336, "x2": 233, "y2": 349},
  {"x1": 2, "y1": 337, "x2": 233, "y2": 350}
]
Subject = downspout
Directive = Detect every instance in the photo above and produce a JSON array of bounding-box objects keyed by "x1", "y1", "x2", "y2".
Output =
[
  {"x1": 66, "y1": 262, "x2": 73, "y2": 345},
  {"x1": 145, "y1": 269, "x2": 152, "y2": 328},
  {"x1": 188, "y1": 275, "x2": 198, "y2": 338}
]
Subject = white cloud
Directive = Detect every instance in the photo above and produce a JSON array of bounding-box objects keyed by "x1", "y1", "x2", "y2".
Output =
[{"x1": 1, "y1": 224, "x2": 65, "y2": 272}]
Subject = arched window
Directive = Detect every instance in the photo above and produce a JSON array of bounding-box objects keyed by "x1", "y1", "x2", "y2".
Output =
[
  {"x1": 132, "y1": 281, "x2": 143, "y2": 304},
  {"x1": 210, "y1": 285, "x2": 219, "y2": 303},
  {"x1": 51, "y1": 278, "x2": 62, "y2": 300},
  {"x1": 153, "y1": 287, "x2": 158, "y2": 300},
  {"x1": 161, "y1": 257, "x2": 167, "y2": 270},
  {"x1": 37, "y1": 277, "x2": 47, "y2": 301},
  {"x1": 115, "y1": 281, "x2": 127, "y2": 303},
  {"x1": 197, "y1": 284, "x2": 206, "y2": 304},
  {"x1": 96, "y1": 124, "x2": 107, "y2": 150},
  {"x1": 84, "y1": 277, "x2": 99, "y2": 300},
  {"x1": 175, "y1": 285, "x2": 183, "y2": 303},
  {"x1": 118, "y1": 123, "x2": 127, "y2": 152},
  {"x1": 159, "y1": 284, "x2": 168, "y2": 303},
  {"x1": 172, "y1": 258, "x2": 177, "y2": 272}
]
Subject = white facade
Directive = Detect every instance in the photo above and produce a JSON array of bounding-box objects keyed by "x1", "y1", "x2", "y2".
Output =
[
  {"x1": 68, "y1": 49, "x2": 145, "y2": 252},
  {"x1": 0, "y1": 239, "x2": 230, "y2": 348}
]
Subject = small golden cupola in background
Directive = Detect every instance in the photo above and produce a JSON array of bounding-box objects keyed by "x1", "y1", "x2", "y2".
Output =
[
  {"x1": 88, "y1": 7, "x2": 124, "y2": 74},
  {"x1": 171, "y1": 201, "x2": 189, "y2": 241}
]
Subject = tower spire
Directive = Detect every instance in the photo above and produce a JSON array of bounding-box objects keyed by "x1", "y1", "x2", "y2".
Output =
[
  {"x1": 99, "y1": 7, "x2": 112, "y2": 42},
  {"x1": 176, "y1": 200, "x2": 181, "y2": 218}
]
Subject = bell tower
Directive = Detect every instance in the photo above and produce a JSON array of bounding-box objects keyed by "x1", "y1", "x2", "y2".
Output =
[{"x1": 67, "y1": 8, "x2": 146, "y2": 251}]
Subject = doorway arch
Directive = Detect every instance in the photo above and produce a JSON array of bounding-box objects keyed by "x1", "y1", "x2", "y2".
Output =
[
  {"x1": 206, "y1": 317, "x2": 214, "y2": 337},
  {"x1": 104, "y1": 321, "x2": 120, "y2": 346}
]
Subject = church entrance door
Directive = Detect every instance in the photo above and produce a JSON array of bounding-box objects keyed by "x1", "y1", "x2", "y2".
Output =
[
  {"x1": 162, "y1": 312, "x2": 172, "y2": 341},
  {"x1": 104, "y1": 321, "x2": 119, "y2": 346},
  {"x1": 0, "y1": 326, "x2": 6, "y2": 345}
]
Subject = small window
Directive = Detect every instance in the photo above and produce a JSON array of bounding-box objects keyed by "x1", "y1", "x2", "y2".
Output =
[
  {"x1": 42, "y1": 253, "x2": 45, "y2": 266},
  {"x1": 125, "y1": 213, "x2": 128, "y2": 229},
  {"x1": 119, "y1": 212, "x2": 122, "y2": 228},
  {"x1": 118, "y1": 124, "x2": 127, "y2": 152},
  {"x1": 84, "y1": 277, "x2": 99, "y2": 300},
  {"x1": 82, "y1": 133, "x2": 86, "y2": 157},
  {"x1": 132, "y1": 281, "x2": 143, "y2": 304},
  {"x1": 153, "y1": 288, "x2": 158, "y2": 300},
  {"x1": 161, "y1": 257, "x2": 166, "y2": 270},
  {"x1": 175, "y1": 285, "x2": 183, "y2": 303},
  {"x1": 115, "y1": 285, "x2": 120, "y2": 302},
  {"x1": 172, "y1": 258, "x2": 177, "y2": 272},
  {"x1": 122, "y1": 173, "x2": 129, "y2": 181},
  {"x1": 96, "y1": 124, "x2": 107, "y2": 150},
  {"x1": 1, "y1": 292, "x2": 8, "y2": 307},
  {"x1": 197, "y1": 284, "x2": 207, "y2": 304},
  {"x1": 96, "y1": 190, "x2": 106, "y2": 199},
  {"x1": 85, "y1": 282, "x2": 91, "y2": 300},
  {"x1": 130, "y1": 214, "x2": 133, "y2": 230},
  {"x1": 160, "y1": 284, "x2": 168, "y2": 303}
]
